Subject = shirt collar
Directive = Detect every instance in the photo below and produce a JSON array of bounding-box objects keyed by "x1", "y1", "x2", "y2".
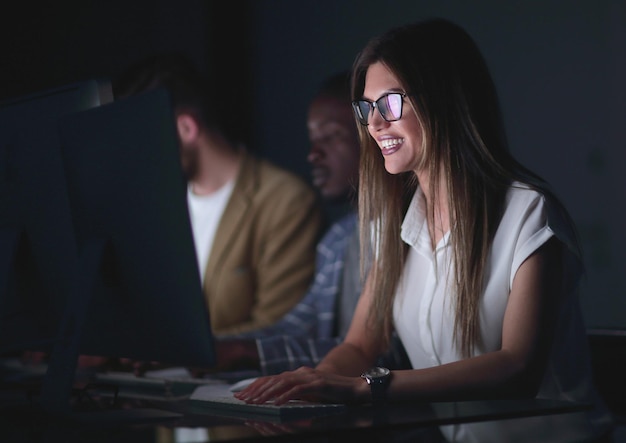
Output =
[{"x1": 401, "y1": 187, "x2": 450, "y2": 253}]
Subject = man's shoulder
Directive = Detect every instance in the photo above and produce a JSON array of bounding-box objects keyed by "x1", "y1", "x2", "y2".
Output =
[
  {"x1": 258, "y1": 159, "x2": 311, "y2": 193},
  {"x1": 244, "y1": 154, "x2": 313, "y2": 196},
  {"x1": 318, "y1": 213, "x2": 358, "y2": 251},
  {"x1": 326, "y1": 213, "x2": 358, "y2": 238}
]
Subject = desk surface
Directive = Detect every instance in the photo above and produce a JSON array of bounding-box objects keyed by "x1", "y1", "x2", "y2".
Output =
[
  {"x1": 179, "y1": 397, "x2": 589, "y2": 443},
  {"x1": 0, "y1": 379, "x2": 590, "y2": 443}
]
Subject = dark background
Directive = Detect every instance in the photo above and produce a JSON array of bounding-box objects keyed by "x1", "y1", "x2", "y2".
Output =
[{"x1": 1, "y1": 0, "x2": 624, "y2": 328}]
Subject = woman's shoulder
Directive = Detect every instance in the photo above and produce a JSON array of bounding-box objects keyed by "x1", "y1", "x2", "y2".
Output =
[
  {"x1": 501, "y1": 181, "x2": 548, "y2": 221},
  {"x1": 505, "y1": 181, "x2": 570, "y2": 227},
  {"x1": 506, "y1": 181, "x2": 544, "y2": 202},
  {"x1": 503, "y1": 180, "x2": 581, "y2": 258}
]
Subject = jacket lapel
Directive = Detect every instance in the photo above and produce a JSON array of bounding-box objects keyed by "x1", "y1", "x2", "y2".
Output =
[{"x1": 202, "y1": 151, "x2": 256, "y2": 289}]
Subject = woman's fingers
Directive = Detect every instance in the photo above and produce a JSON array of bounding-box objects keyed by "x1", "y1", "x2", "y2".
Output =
[
  {"x1": 234, "y1": 367, "x2": 312, "y2": 403},
  {"x1": 234, "y1": 366, "x2": 355, "y2": 405}
]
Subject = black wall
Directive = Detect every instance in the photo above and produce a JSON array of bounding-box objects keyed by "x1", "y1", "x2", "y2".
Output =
[{"x1": 2, "y1": 0, "x2": 624, "y2": 328}]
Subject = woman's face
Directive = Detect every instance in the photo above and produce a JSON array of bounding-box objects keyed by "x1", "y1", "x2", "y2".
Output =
[{"x1": 363, "y1": 62, "x2": 424, "y2": 175}]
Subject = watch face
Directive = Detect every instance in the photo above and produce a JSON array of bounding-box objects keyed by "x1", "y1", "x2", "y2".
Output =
[{"x1": 366, "y1": 366, "x2": 390, "y2": 379}]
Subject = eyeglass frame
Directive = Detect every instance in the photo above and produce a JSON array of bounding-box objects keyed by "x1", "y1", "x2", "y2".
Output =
[{"x1": 351, "y1": 92, "x2": 408, "y2": 126}]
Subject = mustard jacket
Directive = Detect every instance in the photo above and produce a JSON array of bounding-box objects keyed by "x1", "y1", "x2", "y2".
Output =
[{"x1": 202, "y1": 151, "x2": 321, "y2": 335}]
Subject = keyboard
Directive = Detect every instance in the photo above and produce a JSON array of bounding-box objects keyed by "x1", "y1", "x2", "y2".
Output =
[{"x1": 188, "y1": 380, "x2": 346, "y2": 421}]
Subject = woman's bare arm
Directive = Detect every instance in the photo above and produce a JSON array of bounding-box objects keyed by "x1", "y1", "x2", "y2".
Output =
[
  {"x1": 236, "y1": 239, "x2": 562, "y2": 405},
  {"x1": 382, "y1": 237, "x2": 562, "y2": 402}
]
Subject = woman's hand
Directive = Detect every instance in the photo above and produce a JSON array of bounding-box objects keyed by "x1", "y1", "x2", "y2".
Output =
[{"x1": 233, "y1": 366, "x2": 369, "y2": 406}]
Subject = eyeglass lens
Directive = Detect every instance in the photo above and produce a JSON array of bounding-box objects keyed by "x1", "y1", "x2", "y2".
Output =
[{"x1": 355, "y1": 93, "x2": 404, "y2": 125}]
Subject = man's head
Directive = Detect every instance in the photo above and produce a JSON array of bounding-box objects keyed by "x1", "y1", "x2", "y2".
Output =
[
  {"x1": 113, "y1": 53, "x2": 216, "y2": 179},
  {"x1": 307, "y1": 72, "x2": 360, "y2": 202}
]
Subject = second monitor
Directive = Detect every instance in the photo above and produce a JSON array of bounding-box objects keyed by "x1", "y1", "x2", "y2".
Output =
[{"x1": 57, "y1": 87, "x2": 216, "y2": 369}]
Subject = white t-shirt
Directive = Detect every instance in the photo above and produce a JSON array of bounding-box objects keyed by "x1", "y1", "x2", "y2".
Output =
[
  {"x1": 393, "y1": 182, "x2": 611, "y2": 442},
  {"x1": 187, "y1": 180, "x2": 235, "y2": 284}
]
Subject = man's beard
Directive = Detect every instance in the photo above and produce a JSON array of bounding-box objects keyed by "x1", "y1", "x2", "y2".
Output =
[{"x1": 181, "y1": 150, "x2": 199, "y2": 181}]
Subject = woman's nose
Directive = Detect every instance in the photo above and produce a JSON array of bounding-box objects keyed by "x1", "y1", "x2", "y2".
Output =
[{"x1": 368, "y1": 107, "x2": 389, "y2": 132}]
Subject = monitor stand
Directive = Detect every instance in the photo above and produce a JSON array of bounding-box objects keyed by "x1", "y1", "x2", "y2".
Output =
[{"x1": 38, "y1": 238, "x2": 182, "y2": 424}]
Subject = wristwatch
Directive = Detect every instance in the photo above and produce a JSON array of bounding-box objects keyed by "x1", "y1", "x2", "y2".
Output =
[{"x1": 361, "y1": 366, "x2": 391, "y2": 404}]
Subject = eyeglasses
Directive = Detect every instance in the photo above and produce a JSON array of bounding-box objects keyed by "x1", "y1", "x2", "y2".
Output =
[{"x1": 352, "y1": 92, "x2": 407, "y2": 126}]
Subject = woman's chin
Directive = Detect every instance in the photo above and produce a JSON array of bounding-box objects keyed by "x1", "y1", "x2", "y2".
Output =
[{"x1": 383, "y1": 161, "x2": 407, "y2": 176}]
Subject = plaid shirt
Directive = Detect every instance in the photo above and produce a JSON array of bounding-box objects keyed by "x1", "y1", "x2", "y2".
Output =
[{"x1": 233, "y1": 213, "x2": 359, "y2": 375}]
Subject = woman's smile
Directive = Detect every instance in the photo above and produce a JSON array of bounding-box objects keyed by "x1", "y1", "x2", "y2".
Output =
[{"x1": 379, "y1": 137, "x2": 404, "y2": 156}]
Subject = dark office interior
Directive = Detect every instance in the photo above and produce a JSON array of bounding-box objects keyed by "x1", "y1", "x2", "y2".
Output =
[{"x1": 1, "y1": 0, "x2": 625, "y2": 441}]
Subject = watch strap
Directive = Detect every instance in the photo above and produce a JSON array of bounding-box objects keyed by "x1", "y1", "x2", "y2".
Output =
[{"x1": 361, "y1": 367, "x2": 391, "y2": 405}]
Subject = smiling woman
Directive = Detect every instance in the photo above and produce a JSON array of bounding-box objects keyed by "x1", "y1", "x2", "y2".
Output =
[
  {"x1": 360, "y1": 63, "x2": 424, "y2": 176},
  {"x1": 235, "y1": 18, "x2": 614, "y2": 443}
]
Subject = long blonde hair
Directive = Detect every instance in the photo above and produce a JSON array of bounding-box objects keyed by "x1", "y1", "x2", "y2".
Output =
[{"x1": 353, "y1": 19, "x2": 567, "y2": 357}]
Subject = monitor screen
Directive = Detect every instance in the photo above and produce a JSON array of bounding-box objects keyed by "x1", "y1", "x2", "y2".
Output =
[
  {"x1": 57, "y1": 87, "x2": 215, "y2": 369},
  {"x1": 0, "y1": 80, "x2": 112, "y2": 355}
]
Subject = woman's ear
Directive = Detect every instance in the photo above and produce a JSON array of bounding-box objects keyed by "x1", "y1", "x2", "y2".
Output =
[{"x1": 176, "y1": 113, "x2": 200, "y2": 144}]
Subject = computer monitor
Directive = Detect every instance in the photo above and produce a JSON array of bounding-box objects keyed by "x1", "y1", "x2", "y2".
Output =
[
  {"x1": 0, "y1": 80, "x2": 113, "y2": 356},
  {"x1": 38, "y1": 88, "x2": 215, "y2": 415}
]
